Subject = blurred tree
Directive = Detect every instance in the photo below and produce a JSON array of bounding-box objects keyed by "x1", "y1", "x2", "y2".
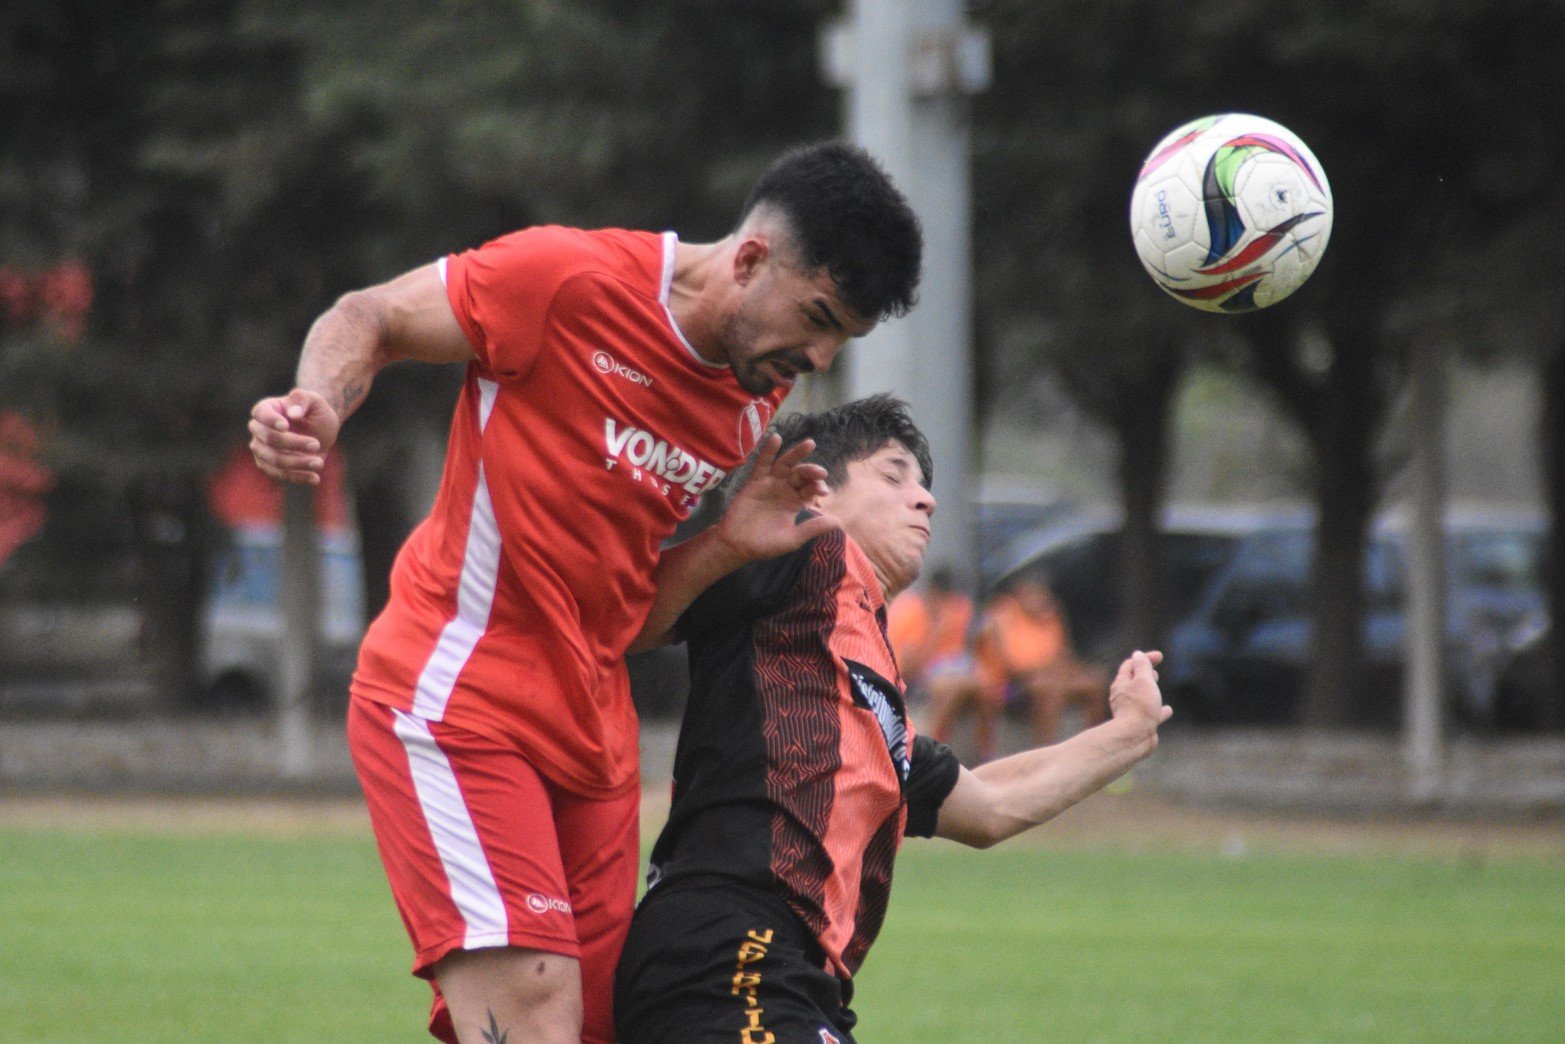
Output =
[
  {"x1": 972, "y1": 1, "x2": 1204, "y2": 656},
  {"x1": 248, "y1": 0, "x2": 841, "y2": 618},
  {"x1": 1411, "y1": 200, "x2": 1565, "y2": 732},
  {"x1": 0, "y1": 0, "x2": 351, "y2": 705},
  {"x1": 2, "y1": 0, "x2": 840, "y2": 711},
  {"x1": 971, "y1": 0, "x2": 1565, "y2": 728}
]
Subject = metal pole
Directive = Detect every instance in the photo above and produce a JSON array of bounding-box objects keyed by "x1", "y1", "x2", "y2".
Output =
[
  {"x1": 1403, "y1": 341, "x2": 1447, "y2": 802},
  {"x1": 278, "y1": 482, "x2": 320, "y2": 778},
  {"x1": 823, "y1": 0, "x2": 988, "y2": 590}
]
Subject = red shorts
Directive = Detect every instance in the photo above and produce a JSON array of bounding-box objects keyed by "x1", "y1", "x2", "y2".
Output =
[{"x1": 347, "y1": 696, "x2": 640, "y2": 1044}]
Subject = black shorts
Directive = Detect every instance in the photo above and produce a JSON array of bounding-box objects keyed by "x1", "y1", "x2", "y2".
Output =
[{"x1": 614, "y1": 877, "x2": 858, "y2": 1044}]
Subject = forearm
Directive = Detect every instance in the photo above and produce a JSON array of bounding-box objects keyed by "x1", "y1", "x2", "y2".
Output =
[
  {"x1": 296, "y1": 292, "x2": 394, "y2": 423},
  {"x1": 295, "y1": 262, "x2": 474, "y2": 423},
  {"x1": 938, "y1": 715, "x2": 1159, "y2": 848},
  {"x1": 628, "y1": 528, "x2": 747, "y2": 653}
]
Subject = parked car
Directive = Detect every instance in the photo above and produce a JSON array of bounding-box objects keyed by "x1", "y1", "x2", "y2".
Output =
[
  {"x1": 992, "y1": 505, "x2": 1291, "y2": 665},
  {"x1": 1490, "y1": 614, "x2": 1555, "y2": 732},
  {"x1": 201, "y1": 524, "x2": 365, "y2": 712},
  {"x1": 1, "y1": 522, "x2": 366, "y2": 715},
  {"x1": 1164, "y1": 511, "x2": 1545, "y2": 727},
  {"x1": 0, "y1": 537, "x2": 152, "y2": 713},
  {"x1": 974, "y1": 475, "x2": 1074, "y2": 591}
]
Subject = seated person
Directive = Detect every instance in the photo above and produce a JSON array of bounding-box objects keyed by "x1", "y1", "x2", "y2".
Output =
[
  {"x1": 616, "y1": 395, "x2": 1170, "y2": 1043},
  {"x1": 986, "y1": 575, "x2": 1111, "y2": 746},
  {"x1": 926, "y1": 574, "x2": 1109, "y2": 759},
  {"x1": 886, "y1": 565, "x2": 975, "y2": 704}
]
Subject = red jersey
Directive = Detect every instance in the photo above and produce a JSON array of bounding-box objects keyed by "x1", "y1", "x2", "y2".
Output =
[{"x1": 351, "y1": 227, "x2": 786, "y2": 798}]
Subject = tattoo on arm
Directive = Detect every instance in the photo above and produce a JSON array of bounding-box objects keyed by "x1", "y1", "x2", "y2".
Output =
[
  {"x1": 339, "y1": 379, "x2": 366, "y2": 417},
  {"x1": 481, "y1": 1009, "x2": 509, "y2": 1044},
  {"x1": 296, "y1": 292, "x2": 383, "y2": 420}
]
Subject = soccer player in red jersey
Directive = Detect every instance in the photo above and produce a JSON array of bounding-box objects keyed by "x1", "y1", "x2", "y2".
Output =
[
  {"x1": 615, "y1": 396, "x2": 1170, "y2": 1042},
  {"x1": 246, "y1": 143, "x2": 921, "y2": 1044}
]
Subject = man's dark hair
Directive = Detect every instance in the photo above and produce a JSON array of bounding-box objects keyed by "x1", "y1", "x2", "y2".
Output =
[
  {"x1": 741, "y1": 141, "x2": 922, "y2": 322},
  {"x1": 771, "y1": 393, "x2": 933, "y2": 492}
]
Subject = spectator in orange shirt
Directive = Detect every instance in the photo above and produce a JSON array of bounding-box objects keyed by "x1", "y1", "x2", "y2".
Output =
[
  {"x1": 928, "y1": 575, "x2": 1109, "y2": 760},
  {"x1": 887, "y1": 567, "x2": 974, "y2": 705}
]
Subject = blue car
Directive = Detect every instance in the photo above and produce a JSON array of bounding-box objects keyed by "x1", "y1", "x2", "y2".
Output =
[{"x1": 1164, "y1": 512, "x2": 1545, "y2": 728}]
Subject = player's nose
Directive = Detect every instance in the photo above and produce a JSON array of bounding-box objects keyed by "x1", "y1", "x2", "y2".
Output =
[{"x1": 804, "y1": 338, "x2": 843, "y2": 373}]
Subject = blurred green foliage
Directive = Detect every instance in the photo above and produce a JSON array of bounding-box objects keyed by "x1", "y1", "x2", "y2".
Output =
[{"x1": 2, "y1": 0, "x2": 1563, "y2": 721}]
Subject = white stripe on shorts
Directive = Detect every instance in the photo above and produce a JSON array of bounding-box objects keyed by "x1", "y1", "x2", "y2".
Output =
[{"x1": 393, "y1": 709, "x2": 510, "y2": 950}]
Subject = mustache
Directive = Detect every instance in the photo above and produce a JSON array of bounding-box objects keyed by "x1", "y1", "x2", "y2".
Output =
[{"x1": 754, "y1": 350, "x2": 816, "y2": 375}]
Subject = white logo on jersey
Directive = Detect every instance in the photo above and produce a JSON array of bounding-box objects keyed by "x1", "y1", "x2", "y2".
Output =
[
  {"x1": 603, "y1": 418, "x2": 728, "y2": 496},
  {"x1": 592, "y1": 351, "x2": 654, "y2": 388}
]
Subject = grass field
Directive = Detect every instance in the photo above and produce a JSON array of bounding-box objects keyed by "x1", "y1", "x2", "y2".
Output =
[{"x1": 2, "y1": 796, "x2": 1563, "y2": 1042}]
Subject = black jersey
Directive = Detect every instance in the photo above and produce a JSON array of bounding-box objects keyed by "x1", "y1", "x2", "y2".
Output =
[{"x1": 646, "y1": 526, "x2": 960, "y2": 980}]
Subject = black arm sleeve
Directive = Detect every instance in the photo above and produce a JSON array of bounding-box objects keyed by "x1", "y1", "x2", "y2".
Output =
[
  {"x1": 903, "y1": 734, "x2": 962, "y2": 838},
  {"x1": 672, "y1": 540, "x2": 815, "y2": 644}
]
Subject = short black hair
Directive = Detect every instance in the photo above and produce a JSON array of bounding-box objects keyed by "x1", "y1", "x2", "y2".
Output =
[
  {"x1": 741, "y1": 141, "x2": 922, "y2": 322},
  {"x1": 691, "y1": 395, "x2": 932, "y2": 530},
  {"x1": 771, "y1": 393, "x2": 933, "y2": 492}
]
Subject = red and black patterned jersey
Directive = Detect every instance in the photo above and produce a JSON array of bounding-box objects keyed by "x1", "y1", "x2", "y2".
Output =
[{"x1": 649, "y1": 524, "x2": 961, "y2": 982}]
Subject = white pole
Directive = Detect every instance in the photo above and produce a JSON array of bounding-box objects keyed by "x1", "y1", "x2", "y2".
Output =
[
  {"x1": 278, "y1": 483, "x2": 320, "y2": 778},
  {"x1": 1403, "y1": 341, "x2": 1447, "y2": 802},
  {"x1": 823, "y1": 0, "x2": 988, "y2": 589}
]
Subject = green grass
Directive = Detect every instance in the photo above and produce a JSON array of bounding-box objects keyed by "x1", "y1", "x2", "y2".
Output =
[
  {"x1": 0, "y1": 828, "x2": 426, "y2": 1042},
  {"x1": 859, "y1": 843, "x2": 1565, "y2": 1042},
  {"x1": 2, "y1": 823, "x2": 1563, "y2": 1042}
]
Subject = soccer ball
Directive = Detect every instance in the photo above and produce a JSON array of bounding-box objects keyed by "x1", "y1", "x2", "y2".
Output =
[{"x1": 1129, "y1": 113, "x2": 1332, "y2": 313}]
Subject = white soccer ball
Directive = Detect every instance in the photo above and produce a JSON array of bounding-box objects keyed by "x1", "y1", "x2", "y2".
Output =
[{"x1": 1129, "y1": 113, "x2": 1332, "y2": 313}]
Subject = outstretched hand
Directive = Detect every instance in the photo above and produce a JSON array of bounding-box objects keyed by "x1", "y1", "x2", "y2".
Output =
[
  {"x1": 711, "y1": 434, "x2": 841, "y2": 565},
  {"x1": 248, "y1": 389, "x2": 341, "y2": 485},
  {"x1": 1108, "y1": 649, "x2": 1173, "y2": 729}
]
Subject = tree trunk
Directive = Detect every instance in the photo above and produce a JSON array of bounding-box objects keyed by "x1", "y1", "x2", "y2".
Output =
[
  {"x1": 1112, "y1": 359, "x2": 1180, "y2": 656},
  {"x1": 132, "y1": 471, "x2": 213, "y2": 710},
  {"x1": 1300, "y1": 336, "x2": 1379, "y2": 728},
  {"x1": 350, "y1": 464, "x2": 412, "y2": 627},
  {"x1": 1539, "y1": 349, "x2": 1565, "y2": 732}
]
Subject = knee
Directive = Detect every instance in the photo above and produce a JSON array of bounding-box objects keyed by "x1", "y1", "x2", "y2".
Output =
[
  {"x1": 509, "y1": 951, "x2": 581, "y2": 1014},
  {"x1": 437, "y1": 947, "x2": 583, "y2": 1043}
]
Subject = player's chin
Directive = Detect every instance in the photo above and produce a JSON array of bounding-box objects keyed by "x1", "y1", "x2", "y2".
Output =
[{"x1": 734, "y1": 365, "x2": 776, "y2": 396}]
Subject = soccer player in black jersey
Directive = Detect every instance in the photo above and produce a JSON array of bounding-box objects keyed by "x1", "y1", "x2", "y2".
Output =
[{"x1": 616, "y1": 395, "x2": 1170, "y2": 1043}]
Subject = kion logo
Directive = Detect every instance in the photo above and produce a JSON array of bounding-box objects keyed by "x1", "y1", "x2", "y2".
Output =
[
  {"x1": 593, "y1": 351, "x2": 653, "y2": 388},
  {"x1": 525, "y1": 893, "x2": 573, "y2": 916}
]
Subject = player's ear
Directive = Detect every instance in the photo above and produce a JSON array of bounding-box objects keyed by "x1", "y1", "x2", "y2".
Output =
[{"x1": 733, "y1": 236, "x2": 769, "y2": 286}]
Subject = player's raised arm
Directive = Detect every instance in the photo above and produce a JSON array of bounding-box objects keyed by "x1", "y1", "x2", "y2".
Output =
[
  {"x1": 629, "y1": 434, "x2": 840, "y2": 652},
  {"x1": 932, "y1": 650, "x2": 1171, "y2": 849},
  {"x1": 247, "y1": 261, "x2": 476, "y2": 485}
]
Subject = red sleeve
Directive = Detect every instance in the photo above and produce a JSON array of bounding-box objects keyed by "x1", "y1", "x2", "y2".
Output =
[{"x1": 443, "y1": 226, "x2": 580, "y2": 381}]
